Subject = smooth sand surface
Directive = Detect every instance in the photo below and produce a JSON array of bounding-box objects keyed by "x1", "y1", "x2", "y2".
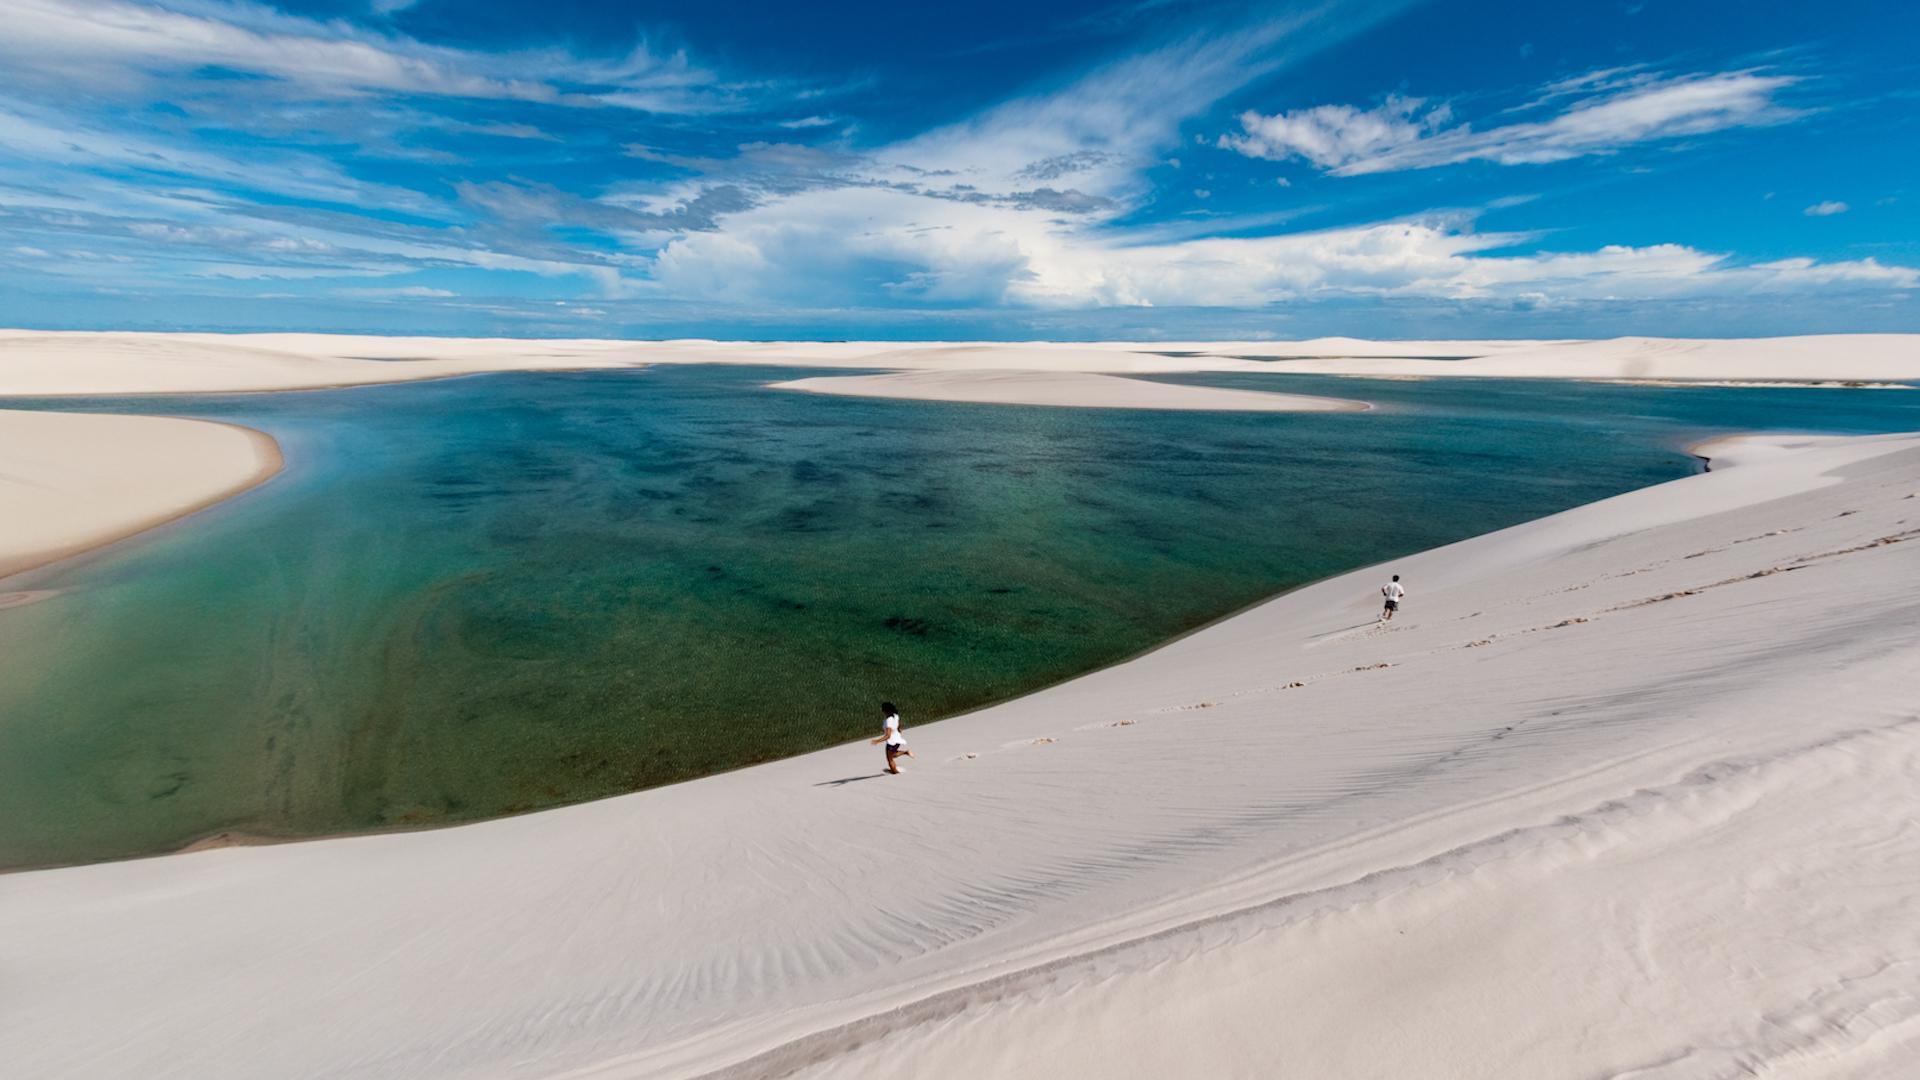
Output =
[
  {"x1": 5, "y1": 332, "x2": 1915, "y2": 404},
  {"x1": 771, "y1": 368, "x2": 1368, "y2": 411},
  {"x1": 1220, "y1": 334, "x2": 1920, "y2": 381},
  {"x1": 4, "y1": 428, "x2": 1918, "y2": 1079},
  {"x1": 0, "y1": 408, "x2": 281, "y2": 579}
]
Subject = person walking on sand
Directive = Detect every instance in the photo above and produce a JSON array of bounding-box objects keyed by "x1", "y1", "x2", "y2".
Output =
[
  {"x1": 870, "y1": 701, "x2": 913, "y2": 774},
  {"x1": 1380, "y1": 574, "x2": 1406, "y2": 621}
]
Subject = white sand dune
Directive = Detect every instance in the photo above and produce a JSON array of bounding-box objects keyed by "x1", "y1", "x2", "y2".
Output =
[
  {"x1": 4, "y1": 425, "x2": 1918, "y2": 1079},
  {"x1": 0, "y1": 408, "x2": 280, "y2": 579},
  {"x1": 4, "y1": 331, "x2": 1915, "y2": 403},
  {"x1": 771, "y1": 368, "x2": 1367, "y2": 411},
  {"x1": 0, "y1": 330, "x2": 653, "y2": 395}
]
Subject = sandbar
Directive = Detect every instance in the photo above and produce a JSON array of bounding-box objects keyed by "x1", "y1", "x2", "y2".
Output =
[
  {"x1": 0, "y1": 408, "x2": 282, "y2": 580},
  {"x1": 771, "y1": 368, "x2": 1369, "y2": 411}
]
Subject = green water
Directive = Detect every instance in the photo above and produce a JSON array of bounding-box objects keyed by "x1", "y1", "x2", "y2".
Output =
[{"x1": 2, "y1": 366, "x2": 1916, "y2": 868}]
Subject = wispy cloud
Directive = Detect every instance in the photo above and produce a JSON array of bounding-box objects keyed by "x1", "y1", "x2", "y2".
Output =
[
  {"x1": 1804, "y1": 200, "x2": 1849, "y2": 216},
  {"x1": 338, "y1": 285, "x2": 456, "y2": 298},
  {"x1": 1223, "y1": 70, "x2": 1802, "y2": 174},
  {"x1": 1, "y1": 0, "x2": 733, "y2": 113}
]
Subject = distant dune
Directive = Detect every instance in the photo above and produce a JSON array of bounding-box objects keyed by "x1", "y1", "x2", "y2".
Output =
[{"x1": 2, "y1": 330, "x2": 1916, "y2": 400}]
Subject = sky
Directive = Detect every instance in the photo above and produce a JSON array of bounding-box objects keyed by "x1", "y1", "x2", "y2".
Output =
[{"x1": 1, "y1": 0, "x2": 1916, "y2": 339}]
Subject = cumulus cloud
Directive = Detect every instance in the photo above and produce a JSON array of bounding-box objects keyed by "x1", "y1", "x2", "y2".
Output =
[
  {"x1": 1804, "y1": 200, "x2": 1849, "y2": 216},
  {"x1": 999, "y1": 219, "x2": 1919, "y2": 308},
  {"x1": 1219, "y1": 95, "x2": 1451, "y2": 168},
  {"x1": 1224, "y1": 70, "x2": 1801, "y2": 175},
  {"x1": 645, "y1": 198, "x2": 1919, "y2": 312}
]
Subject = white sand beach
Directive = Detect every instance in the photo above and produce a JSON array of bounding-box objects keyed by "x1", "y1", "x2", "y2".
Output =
[
  {"x1": 0, "y1": 408, "x2": 281, "y2": 580},
  {"x1": 3, "y1": 401, "x2": 1918, "y2": 1078}
]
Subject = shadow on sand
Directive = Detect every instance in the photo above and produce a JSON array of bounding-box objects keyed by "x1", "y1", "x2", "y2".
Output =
[{"x1": 813, "y1": 773, "x2": 888, "y2": 788}]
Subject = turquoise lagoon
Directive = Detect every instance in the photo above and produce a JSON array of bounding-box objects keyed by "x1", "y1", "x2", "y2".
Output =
[{"x1": 3, "y1": 365, "x2": 1916, "y2": 868}]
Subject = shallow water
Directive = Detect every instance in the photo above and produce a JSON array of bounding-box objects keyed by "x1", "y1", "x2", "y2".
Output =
[{"x1": 2, "y1": 366, "x2": 1915, "y2": 868}]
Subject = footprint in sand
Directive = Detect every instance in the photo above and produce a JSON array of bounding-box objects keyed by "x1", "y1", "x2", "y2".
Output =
[{"x1": 997, "y1": 736, "x2": 1060, "y2": 750}]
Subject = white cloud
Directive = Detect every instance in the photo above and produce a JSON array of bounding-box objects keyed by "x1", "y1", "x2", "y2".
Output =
[
  {"x1": 778, "y1": 116, "x2": 837, "y2": 129},
  {"x1": 1804, "y1": 200, "x2": 1849, "y2": 216},
  {"x1": 1224, "y1": 70, "x2": 1801, "y2": 175},
  {"x1": 630, "y1": 33, "x2": 1907, "y2": 318},
  {"x1": 1219, "y1": 96, "x2": 1450, "y2": 168}
]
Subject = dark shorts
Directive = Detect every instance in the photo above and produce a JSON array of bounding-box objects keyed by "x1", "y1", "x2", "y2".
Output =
[
  {"x1": 1384, "y1": 599, "x2": 1399, "y2": 610},
  {"x1": 885, "y1": 742, "x2": 905, "y2": 754}
]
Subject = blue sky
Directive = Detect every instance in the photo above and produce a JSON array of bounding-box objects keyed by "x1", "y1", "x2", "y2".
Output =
[{"x1": 1, "y1": 0, "x2": 1916, "y2": 339}]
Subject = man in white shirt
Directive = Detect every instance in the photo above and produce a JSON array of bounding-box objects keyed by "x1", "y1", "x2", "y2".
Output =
[{"x1": 1381, "y1": 574, "x2": 1406, "y2": 621}]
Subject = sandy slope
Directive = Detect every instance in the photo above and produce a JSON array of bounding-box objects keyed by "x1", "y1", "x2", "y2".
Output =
[
  {"x1": 3, "y1": 427, "x2": 1917, "y2": 1079},
  {"x1": 0, "y1": 408, "x2": 281, "y2": 579}
]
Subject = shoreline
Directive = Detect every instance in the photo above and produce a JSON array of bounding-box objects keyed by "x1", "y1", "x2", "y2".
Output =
[
  {"x1": 7, "y1": 428, "x2": 1919, "y2": 1078},
  {"x1": 0, "y1": 412, "x2": 283, "y2": 585},
  {"x1": 0, "y1": 423, "x2": 1717, "y2": 875}
]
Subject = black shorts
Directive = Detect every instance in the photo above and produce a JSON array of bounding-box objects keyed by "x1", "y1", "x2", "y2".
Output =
[
  {"x1": 1384, "y1": 599, "x2": 1399, "y2": 610},
  {"x1": 885, "y1": 743, "x2": 905, "y2": 754}
]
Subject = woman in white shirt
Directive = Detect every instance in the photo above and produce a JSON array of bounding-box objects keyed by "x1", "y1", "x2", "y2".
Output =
[{"x1": 869, "y1": 701, "x2": 913, "y2": 774}]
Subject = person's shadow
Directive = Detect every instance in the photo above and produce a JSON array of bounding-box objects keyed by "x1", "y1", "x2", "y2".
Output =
[{"x1": 813, "y1": 773, "x2": 887, "y2": 787}]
